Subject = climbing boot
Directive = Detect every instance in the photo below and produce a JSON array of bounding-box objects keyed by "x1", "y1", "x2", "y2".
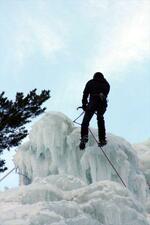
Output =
[
  {"x1": 98, "y1": 139, "x2": 107, "y2": 147},
  {"x1": 79, "y1": 135, "x2": 88, "y2": 150}
]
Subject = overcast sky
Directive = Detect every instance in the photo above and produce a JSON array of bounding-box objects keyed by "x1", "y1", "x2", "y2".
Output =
[{"x1": 0, "y1": 0, "x2": 150, "y2": 189}]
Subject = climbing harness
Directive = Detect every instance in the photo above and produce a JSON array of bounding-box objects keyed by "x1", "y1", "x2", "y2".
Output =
[{"x1": 73, "y1": 108, "x2": 127, "y2": 188}]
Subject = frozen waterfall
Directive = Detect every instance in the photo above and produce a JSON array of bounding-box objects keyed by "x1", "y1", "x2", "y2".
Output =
[
  {"x1": 14, "y1": 112, "x2": 147, "y2": 203},
  {"x1": 0, "y1": 112, "x2": 149, "y2": 225}
]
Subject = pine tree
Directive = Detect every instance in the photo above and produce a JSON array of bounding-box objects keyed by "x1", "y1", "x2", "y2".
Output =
[{"x1": 0, "y1": 89, "x2": 50, "y2": 172}]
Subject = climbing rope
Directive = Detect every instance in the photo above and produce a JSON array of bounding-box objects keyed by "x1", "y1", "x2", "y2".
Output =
[
  {"x1": 0, "y1": 167, "x2": 16, "y2": 182},
  {"x1": 73, "y1": 109, "x2": 127, "y2": 188},
  {"x1": 0, "y1": 167, "x2": 31, "y2": 183},
  {"x1": 15, "y1": 168, "x2": 31, "y2": 183}
]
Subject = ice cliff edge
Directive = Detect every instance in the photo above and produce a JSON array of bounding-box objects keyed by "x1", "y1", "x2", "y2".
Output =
[{"x1": 14, "y1": 111, "x2": 147, "y2": 203}]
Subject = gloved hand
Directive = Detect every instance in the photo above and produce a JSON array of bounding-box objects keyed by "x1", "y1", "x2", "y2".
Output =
[{"x1": 82, "y1": 104, "x2": 88, "y2": 111}]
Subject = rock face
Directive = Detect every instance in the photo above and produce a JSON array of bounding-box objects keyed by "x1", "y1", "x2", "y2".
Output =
[{"x1": 1, "y1": 111, "x2": 149, "y2": 225}]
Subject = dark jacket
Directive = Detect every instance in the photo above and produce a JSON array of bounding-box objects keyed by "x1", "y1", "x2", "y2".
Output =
[{"x1": 82, "y1": 77, "x2": 110, "y2": 106}]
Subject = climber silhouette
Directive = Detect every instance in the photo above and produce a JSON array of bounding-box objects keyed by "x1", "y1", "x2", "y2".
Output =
[{"x1": 80, "y1": 72, "x2": 110, "y2": 150}]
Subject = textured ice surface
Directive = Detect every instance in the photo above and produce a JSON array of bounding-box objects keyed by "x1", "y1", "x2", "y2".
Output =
[
  {"x1": 134, "y1": 139, "x2": 150, "y2": 186},
  {"x1": 0, "y1": 176, "x2": 149, "y2": 225},
  {"x1": 0, "y1": 112, "x2": 149, "y2": 225},
  {"x1": 14, "y1": 112, "x2": 147, "y2": 202},
  {"x1": 133, "y1": 140, "x2": 150, "y2": 218}
]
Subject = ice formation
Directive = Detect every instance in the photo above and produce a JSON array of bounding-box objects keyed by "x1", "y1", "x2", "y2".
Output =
[
  {"x1": 134, "y1": 140, "x2": 150, "y2": 187},
  {"x1": 0, "y1": 176, "x2": 149, "y2": 225},
  {"x1": 0, "y1": 112, "x2": 150, "y2": 225},
  {"x1": 14, "y1": 112, "x2": 147, "y2": 201}
]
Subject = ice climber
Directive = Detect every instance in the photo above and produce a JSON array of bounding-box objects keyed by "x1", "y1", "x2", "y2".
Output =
[{"x1": 79, "y1": 72, "x2": 110, "y2": 150}]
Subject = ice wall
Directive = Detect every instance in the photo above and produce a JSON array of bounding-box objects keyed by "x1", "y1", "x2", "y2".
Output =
[
  {"x1": 0, "y1": 176, "x2": 149, "y2": 225},
  {"x1": 14, "y1": 112, "x2": 147, "y2": 204},
  {"x1": 134, "y1": 140, "x2": 150, "y2": 187}
]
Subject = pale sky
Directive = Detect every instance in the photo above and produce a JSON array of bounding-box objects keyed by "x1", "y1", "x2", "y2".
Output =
[{"x1": 0, "y1": 0, "x2": 150, "y2": 189}]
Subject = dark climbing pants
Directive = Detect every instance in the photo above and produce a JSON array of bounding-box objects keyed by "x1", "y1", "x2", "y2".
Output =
[{"x1": 81, "y1": 101, "x2": 107, "y2": 141}]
